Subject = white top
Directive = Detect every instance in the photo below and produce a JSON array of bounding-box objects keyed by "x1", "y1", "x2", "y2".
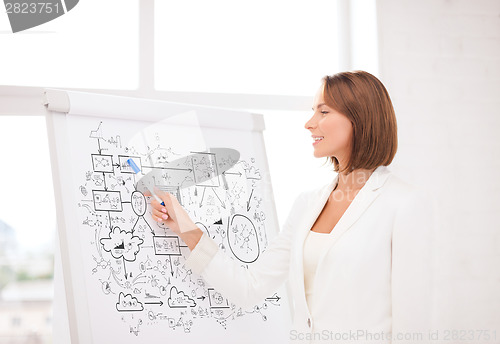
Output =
[{"x1": 303, "y1": 230, "x2": 333, "y2": 308}]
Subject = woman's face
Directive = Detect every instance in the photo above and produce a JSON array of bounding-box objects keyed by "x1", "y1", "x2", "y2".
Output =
[{"x1": 304, "y1": 85, "x2": 353, "y2": 161}]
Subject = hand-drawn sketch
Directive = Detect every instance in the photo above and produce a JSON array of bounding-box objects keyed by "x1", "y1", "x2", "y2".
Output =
[{"x1": 74, "y1": 121, "x2": 283, "y2": 337}]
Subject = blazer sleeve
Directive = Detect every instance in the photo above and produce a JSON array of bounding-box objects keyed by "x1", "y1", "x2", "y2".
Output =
[
  {"x1": 391, "y1": 188, "x2": 437, "y2": 341},
  {"x1": 184, "y1": 192, "x2": 305, "y2": 310}
]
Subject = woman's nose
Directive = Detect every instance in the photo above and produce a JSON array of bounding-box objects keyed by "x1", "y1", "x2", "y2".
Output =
[{"x1": 304, "y1": 115, "x2": 316, "y2": 130}]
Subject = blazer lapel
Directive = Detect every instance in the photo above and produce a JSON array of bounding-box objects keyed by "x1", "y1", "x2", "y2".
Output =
[
  {"x1": 298, "y1": 165, "x2": 392, "y2": 247},
  {"x1": 293, "y1": 166, "x2": 392, "y2": 311},
  {"x1": 326, "y1": 165, "x2": 392, "y2": 247}
]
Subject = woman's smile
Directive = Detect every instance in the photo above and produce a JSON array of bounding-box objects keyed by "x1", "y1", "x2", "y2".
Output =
[{"x1": 312, "y1": 135, "x2": 324, "y2": 146}]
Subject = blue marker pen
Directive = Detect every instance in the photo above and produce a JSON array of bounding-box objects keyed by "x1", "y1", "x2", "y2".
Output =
[{"x1": 126, "y1": 158, "x2": 165, "y2": 206}]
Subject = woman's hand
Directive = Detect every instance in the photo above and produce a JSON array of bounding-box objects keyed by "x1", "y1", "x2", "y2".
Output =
[{"x1": 149, "y1": 189, "x2": 203, "y2": 250}]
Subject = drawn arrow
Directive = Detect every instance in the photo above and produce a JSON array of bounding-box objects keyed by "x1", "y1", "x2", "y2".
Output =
[
  {"x1": 103, "y1": 172, "x2": 108, "y2": 191},
  {"x1": 122, "y1": 257, "x2": 128, "y2": 280},
  {"x1": 169, "y1": 258, "x2": 174, "y2": 277},
  {"x1": 143, "y1": 216, "x2": 155, "y2": 236},
  {"x1": 107, "y1": 211, "x2": 112, "y2": 230},
  {"x1": 223, "y1": 171, "x2": 242, "y2": 177},
  {"x1": 246, "y1": 189, "x2": 254, "y2": 212},
  {"x1": 265, "y1": 295, "x2": 281, "y2": 302},
  {"x1": 142, "y1": 166, "x2": 193, "y2": 173},
  {"x1": 81, "y1": 203, "x2": 95, "y2": 214},
  {"x1": 197, "y1": 296, "x2": 206, "y2": 301},
  {"x1": 110, "y1": 268, "x2": 125, "y2": 287},
  {"x1": 145, "y1": 301, "x2": 164, "y2": 306},
  {"x1": 199, "y1": 187, "x2": 207, "y2": 208},
  {"x1": 212, "y1": 188, "x2": 226, "y2": 209},
  {"x1": 131, "y1": 216, "x2": 140, "y2": 235},
  {"x1": 221, "y1": 173, "x2": 229, "y2": 190}
]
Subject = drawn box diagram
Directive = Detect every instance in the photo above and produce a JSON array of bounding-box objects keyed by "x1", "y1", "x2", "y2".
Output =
[
  {"x1": 91, "y1": 154, "x2": 114, "y2": 173},
  {"x1": 207, "y1": 288, "x2": 230, "y2": 309},
  {"x1": 93, "y1": 190, "x2": 123, "y2": 212},
  {"x1": 119, "y1": 155, "x2": 142, "y2": 174},
  {"x1": 192, "y1": 153, "x2": 220, "y2": 188},
  {"x1": 153, "y1": 236, "x2": 182, "y2": 256}
]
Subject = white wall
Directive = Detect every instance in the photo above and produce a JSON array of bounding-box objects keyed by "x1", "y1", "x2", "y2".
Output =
[{"x1": 377, "y1": 0, "x2": 500, "y2": 338}]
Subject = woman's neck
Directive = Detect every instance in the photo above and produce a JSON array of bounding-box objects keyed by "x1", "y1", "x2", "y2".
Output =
[{"x1": 336, "y1": 167, "x2": 375, "y2": 192}]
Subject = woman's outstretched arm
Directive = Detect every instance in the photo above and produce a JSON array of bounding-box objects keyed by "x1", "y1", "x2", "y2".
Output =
[{"x1": 150, "y1": 190, "x2": 306, "y2": 310}]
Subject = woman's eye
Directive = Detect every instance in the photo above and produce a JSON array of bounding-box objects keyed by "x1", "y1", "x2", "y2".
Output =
[{"x1": 321, "y1": 111, "x2": 328, "y2": 116}]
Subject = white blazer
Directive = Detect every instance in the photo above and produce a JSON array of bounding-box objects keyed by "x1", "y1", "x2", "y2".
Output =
[{"x1": 185, "y1": 165, "x2": 435, "y2": 343}]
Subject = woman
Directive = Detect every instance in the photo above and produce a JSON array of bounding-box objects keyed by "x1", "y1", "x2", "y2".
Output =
[{"x1": 150, "y1": 71, "x2": 435, "y2": 343}]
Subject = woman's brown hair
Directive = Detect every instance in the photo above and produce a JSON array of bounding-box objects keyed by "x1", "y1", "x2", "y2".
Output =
[{"x1": 322, "y1": 71, "x2": 398, "y2": 174}]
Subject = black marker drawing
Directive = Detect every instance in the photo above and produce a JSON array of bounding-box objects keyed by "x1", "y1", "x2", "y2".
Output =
[
  {"x1": 75, "y1": 121, "x2": 282, "y2": 336},
  {"x1": 116, "y1": 292, "x2": 144, "y2": 312}
]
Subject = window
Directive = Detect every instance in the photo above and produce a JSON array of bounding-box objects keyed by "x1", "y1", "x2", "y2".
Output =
[
  {"x1": 0, "y1": 0, "x2": 139, "y2": 89},
  {"x1": 0, "y1": 116, "x2": 55, "y2": 343},
  {"x1": 155, "y1": 0, "x2": 340, "y2": 96},
  {"x1": 0, "y1": 2, "x2": 378, "y2": 342}
]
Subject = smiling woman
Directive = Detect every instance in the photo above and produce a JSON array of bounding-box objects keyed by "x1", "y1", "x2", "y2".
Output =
[
  {"x1": 150, "y1": 70, "x2": 436, "y2": 343},
  {"x1": 306, "y1": 71, "x2": 398, "y2": 174}
]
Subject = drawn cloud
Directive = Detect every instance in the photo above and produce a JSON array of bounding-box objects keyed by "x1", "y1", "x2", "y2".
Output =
[
  {"x1": 241, "y1": 162, "x2": 261, "y2": 180},
  {"x1": 168, "y1": 286, "x2": 196, "y2": 308},
  {"x1": 100, "y1": 227, "x2": 144, "y2": 261},
  {"x1": 116, "y1": 292, "x2": 144, "y2": 312}
]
